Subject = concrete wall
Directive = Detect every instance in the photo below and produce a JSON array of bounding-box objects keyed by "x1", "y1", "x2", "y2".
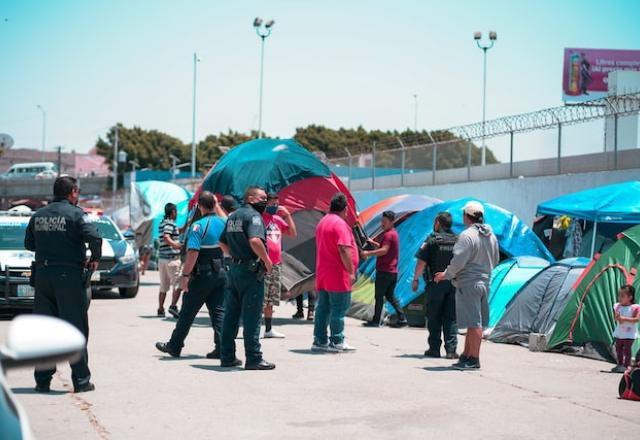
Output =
[
  {"x1": 0, "y1": 177, "x2": 108, "y2": 199},
  {"x1": 352, "y1": 168, "x2": 640, "y2": 226}
]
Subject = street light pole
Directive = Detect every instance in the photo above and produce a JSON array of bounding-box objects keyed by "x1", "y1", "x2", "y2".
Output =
[
  {"x1": 413, "y1": 94, "x2": 418, "y2": 132},
  {"x1": 253, "y1": 17, "x2": 275, "y2": 139},
  {"x1": 191, "y1": 52, "x2": 199, "y2": 178},
  {"x1": 36, "y1": 105, "x2": 46, "y2": 161},
  {"x1": 474, "y1": 31, "x2": 497, "y2": 167}
]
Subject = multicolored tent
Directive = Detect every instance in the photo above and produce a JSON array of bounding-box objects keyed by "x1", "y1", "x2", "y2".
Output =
[
  {"x1": 349, "y1": 198, "x2": 554, "y2": 321},
  {"x1": 487, "y1": 256, "x2": 551, "y2": 328},
  {"x1": 196, "y1": 138, "x2": 357, "y2": 297},
  {"x1": 489, "y1": 258, "x2": 590, "y2": 345},
  {"x1": 129, "y1": 180, "x2": 192, "y2": 249},
  {"x1": 548, "y1": 225, "x2": 640, "y2": 361},
  {"x1": 358, "y1": 194, "x2": 441, "y2": 237}
]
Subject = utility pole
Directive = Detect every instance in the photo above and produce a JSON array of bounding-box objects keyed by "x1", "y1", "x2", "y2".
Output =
[
  {"x1": 56, "y1": 146, "x2": 62, "y2": 177},
  {"x1": 112, "y1": 126, "x2": 119, "y2": 210},
  {"x1": 191, "y1": 53, "x2": 199, "y2": 178}
]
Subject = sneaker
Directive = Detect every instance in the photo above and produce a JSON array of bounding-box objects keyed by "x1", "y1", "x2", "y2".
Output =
[
  {"x1": 311, "y1": 342, "x2": 339, "y2": 353},
  {"x1": 206, "y1": 348, "x2": 220, "y2": 359},
  {"x1": 155, "y1": 342, "x2": 181, "y2": 358},
  {"x1": 391, "y1": 319, "x2": 408, "y2": 328},
  {"x1": 74, "y1": 382, "x2": 96, "y2": 393},
  {"x1": 292, "y1": 310, "x2": 304, "y2": 320},
  {"x1": 220, "y1": 359, "x2": 243, "y2": 368},
  {"x1": 610, "y1": 364, "x2": 627, "y2": 374},
  {"x1": 330, "y1": 341, "x2": 356, "y2": 352},
  {"x1": 264, "y1": 329, "x2": 286, "y2": 339},
  {"x1": 157, "y1": 308, "x2": 165, "y2": 317},
  {"x1": 362, "y1": 321, "x2": 383, "y2": 327},
  {"x1": 168, "y1": 305, "x2": 180, "y2": 319},
  {"x1": 307, "y1": 309, "x2": 315, "y2": 321},
  {"x1": 453, "y1": 357, "x2": 481, "y2": 370},
  {"x1": 451, "y1": 355, "x2": 469, "y2": 368},
  {"x1": 445, "y1": 352, "x2": 460, "y2": 360},
  {"x1": 245, "y1": 360, "x2": 276, "y2": 370},
  {"x1": 424, "y1": 349, "x2": 441, "y2": 358}
]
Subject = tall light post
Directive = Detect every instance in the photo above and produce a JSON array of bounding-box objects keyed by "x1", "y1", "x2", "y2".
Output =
[
  {"x1": 253, "y1": 17, "x2": 275, "y2": 139},
  {"x1": 191, "y1": 52, "x2": 200, "y2": 178},
  {"x1": 413, "y1": 94, "x2": 418, "y2": 132},
  {"x1": 474, "y1": 30, "x2": 497, "y2": 166},
  {"x1": 36, "y1": 105, "x2": 46, "y2": 160}
]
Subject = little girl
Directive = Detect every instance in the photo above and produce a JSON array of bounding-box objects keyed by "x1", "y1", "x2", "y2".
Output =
[{"x1": 612, "y1": 284, "x2": 640, "y2": 373}]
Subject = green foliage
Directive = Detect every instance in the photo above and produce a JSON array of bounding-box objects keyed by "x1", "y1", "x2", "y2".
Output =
[{"x1": 95, "y1": 124, "x2": 498, "y2": 173}]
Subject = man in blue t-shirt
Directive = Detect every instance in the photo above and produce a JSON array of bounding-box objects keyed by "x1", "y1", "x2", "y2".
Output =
[{"x1": 155, "y1": 191, "x2": 227, "y2": 359}]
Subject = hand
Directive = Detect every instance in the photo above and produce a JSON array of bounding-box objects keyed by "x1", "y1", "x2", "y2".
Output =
[
  {"x1": 180, "y1": 275, "x2": 189, "y2": 293},
  {"x1": 360, "y1": 250, "x2": 369, "y2": 260},
  {"x1": 87, "y1": 260, "x2": 99, "y2": 271},
  {"x1": 264, "y1": 259, "x2": 273, "y2": 274},
  {"x1": 412, "y1": 279, "x2": 419, "y2": 292},
  {"x1": 349, "y1": 272, "x2": 356, "y2": 284},
  {"x1": 277, "y1": 206, "x2": 291, "y2": 217},
  {"x1": 433, "y1": 272, "x2": 446, "y2": 283},
  {"x1": 366, "y1": 238, "x2": 378, "y2": 246}
]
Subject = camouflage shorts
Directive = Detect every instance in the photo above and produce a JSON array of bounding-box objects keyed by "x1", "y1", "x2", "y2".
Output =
[{"x1": 263, "y1": 264, "x2": 281, "y2": 307}]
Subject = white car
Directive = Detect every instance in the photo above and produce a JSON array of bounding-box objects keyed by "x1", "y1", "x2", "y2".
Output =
[
  {"x1": 0, "y1": 212, "x2": 35, "y2": 312},
  {"x1": 1, "y1": 315, "x2": 86, "y2": 439}
]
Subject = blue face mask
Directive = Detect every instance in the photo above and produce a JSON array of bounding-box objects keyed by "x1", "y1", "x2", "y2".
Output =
[{"x1": 266, "y1": 205, "x2": 278, "y2": 215}]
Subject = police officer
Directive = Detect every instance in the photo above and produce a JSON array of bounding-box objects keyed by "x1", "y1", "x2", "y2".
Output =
[
  {"x1": 155, "y1": 191, "x2": 227, "y2": 359},
  {"x1": 219, "y1": 186, "x2": 275, "y2": 370},
  {"x1": 412, "y1": 211, "x2": 459, "y2": 359},
  {"x1": 24, "y1": 176, "x2": 102, "y2": 393}
]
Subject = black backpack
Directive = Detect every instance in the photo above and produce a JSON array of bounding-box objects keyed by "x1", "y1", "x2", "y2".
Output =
[{"x1": 618, "y1": 367, "x2": 640, "y2": 401}]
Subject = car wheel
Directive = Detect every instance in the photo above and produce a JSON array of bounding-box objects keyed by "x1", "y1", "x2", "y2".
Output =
[{"x1": 119, "y1": 284, "x2": 139, "y2": 298}]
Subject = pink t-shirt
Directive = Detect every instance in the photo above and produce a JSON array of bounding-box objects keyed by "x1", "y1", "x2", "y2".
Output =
[
  {"x1": 262, "y1": 213, "x2": 289, "y2": 265},
  {"x1": 315, "y1": 213, "x2": 359, "y2": 292}
]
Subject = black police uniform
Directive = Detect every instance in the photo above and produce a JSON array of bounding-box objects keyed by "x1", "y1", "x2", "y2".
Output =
[
  {"x1": 161, "y1": 214, "x2": 226, "y2": 356},
  {"x1": 219, "y1": 204, "x2": 267, "y2": 367},
  {"x1": 24, "y1": 199, "x2": 102, "y2": 390},
  {"x1": 415, "y1": 229, "x2": 458, "y2": 355}
]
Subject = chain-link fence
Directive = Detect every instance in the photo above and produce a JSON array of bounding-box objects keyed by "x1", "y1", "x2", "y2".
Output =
[{"x1": 329, "y1": 93, "x2": 640, "y2": 191}]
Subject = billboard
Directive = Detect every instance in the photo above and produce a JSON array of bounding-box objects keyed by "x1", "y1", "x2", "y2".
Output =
[{"x1": 562, "y1": 48, "x2": 640, "y2": 102}]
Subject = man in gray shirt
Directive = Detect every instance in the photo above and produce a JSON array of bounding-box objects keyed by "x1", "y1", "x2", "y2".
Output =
[{"x1": 434, "y1": 201, "x2": 499, "y2": 370}]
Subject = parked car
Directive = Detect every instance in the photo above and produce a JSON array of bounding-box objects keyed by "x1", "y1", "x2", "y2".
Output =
[
  {"x1": 0, "y1": 211, "x2": 35, "y2": 312},
  {"x1": 34, "y1": 170, "x2": 57, "y2": 179},
  {"x1": 1, "y1": 315, "x2": 86, "y2": 439},
  {"x1": 85, "y1": 214, "x2": 140, "y2": 298}
]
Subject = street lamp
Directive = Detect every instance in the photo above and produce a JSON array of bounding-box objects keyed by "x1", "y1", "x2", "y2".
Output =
[
  {"x1": 36, "y1": 105, "x2": 46, "y2": 160},
  {"x1": 413, "y1": 94, "x2": 418, "y2": 132},
  {"x1": 474, "y1": 30, "x2": 497, "y2": 166},
  {"x1": 253, "y1": 17, "x2": 275, "y2": 139},
  {"x1": 191, "y1": 52, "x2": 200, "y2": 178}
]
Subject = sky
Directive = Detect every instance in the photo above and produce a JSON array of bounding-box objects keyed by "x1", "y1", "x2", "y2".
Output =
[{"x1": 0, "y1": 0, "x2": 639, "y2": 162}]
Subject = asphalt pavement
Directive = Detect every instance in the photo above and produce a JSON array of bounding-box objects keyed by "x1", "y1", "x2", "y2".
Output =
[{"x1": 1, "y1": 271, "x2": 638, "y2": 439}]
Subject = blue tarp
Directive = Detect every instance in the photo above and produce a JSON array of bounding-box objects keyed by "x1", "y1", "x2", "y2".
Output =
[
  {"x1": 537, "y1": 181, "x2": 640, "y2": 223},
  {"x1": 130, "y1": 181, "x2": 192, "y2": 241},
  {"x1": 358, "y1": 197, "x2": 555, "y2": 315},
  {"x1": 488, "y1": 256, "x2": 550, "y2": 327}
]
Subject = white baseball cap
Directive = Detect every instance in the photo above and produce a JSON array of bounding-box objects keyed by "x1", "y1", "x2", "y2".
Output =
[{"x1": 462, "y1": 200, "x2": 484, "y2": 217}]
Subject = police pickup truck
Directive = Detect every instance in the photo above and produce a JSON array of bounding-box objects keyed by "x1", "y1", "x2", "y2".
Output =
[{"x1": 0, "y1": 211, "x2": 35, "y2": 311}]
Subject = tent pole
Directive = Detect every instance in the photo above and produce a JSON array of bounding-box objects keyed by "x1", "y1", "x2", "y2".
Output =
[{"x1": 590, "y1": 220, "x2": 598, "y2": 258}]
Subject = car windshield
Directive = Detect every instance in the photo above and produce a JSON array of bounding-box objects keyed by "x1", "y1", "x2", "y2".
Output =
[
  {"x1": 89, "y1": 217, "x2": 122, "y2": 241},
  {"x1": 0, "y1": 223, "x2": 28, "y2": 250}
]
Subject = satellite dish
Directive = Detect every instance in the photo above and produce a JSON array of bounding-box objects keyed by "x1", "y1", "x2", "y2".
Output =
[{"x1": 0, "y1": 133, "x2": 14, "y2": 149}]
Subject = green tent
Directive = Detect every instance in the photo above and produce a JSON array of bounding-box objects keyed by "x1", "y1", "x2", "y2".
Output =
[{"x1": 548, "y1": 225, "x2": 640, "y2": 360}]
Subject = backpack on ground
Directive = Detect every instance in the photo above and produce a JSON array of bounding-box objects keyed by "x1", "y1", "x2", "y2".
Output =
[{"x1": 618, "y1": 367, "x2": 640, "y2": 401}]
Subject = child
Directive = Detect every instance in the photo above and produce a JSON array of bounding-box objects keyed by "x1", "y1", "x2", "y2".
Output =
[{"x1": 611, "y1": 284, "x2": 640, "y2": 373}]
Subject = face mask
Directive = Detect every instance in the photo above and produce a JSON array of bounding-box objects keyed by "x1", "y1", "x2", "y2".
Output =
[
  {"x1": 266, "y1": 205, "x2": 278, "y2": 215},
  {"x1": 250, "y1": 200, "x2": 268, "y2": 214}
]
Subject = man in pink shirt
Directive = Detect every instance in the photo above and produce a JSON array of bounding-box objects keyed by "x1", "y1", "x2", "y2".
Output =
[
  {"x1": 262, "y1": 193, "x2": 297, "y2": 338},
  {"x1": 312, "y1": 193, "x2": 358, "y2": 353}
]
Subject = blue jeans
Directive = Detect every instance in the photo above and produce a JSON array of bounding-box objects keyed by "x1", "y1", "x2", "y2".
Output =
[{"x1": 313, "y1": 290, "x2": 352, "y2": 345}]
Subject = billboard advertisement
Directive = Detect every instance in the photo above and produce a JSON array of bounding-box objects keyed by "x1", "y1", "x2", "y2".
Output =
[{"x1": 562, "y1": 48, "x2": 640, "y2": 102}]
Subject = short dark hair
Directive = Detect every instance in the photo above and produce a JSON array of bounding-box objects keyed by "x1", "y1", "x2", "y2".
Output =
[
  {"x1": 164, "y1": 203, "x2": 177, "y2": 218},
  {"x1": 267, "y1": 192, "x2": 279, "y2": 201},
  {"x1": 465, "y1": 212, "x2": 484, "y2": 224},
  {"x1": 436, "y1": 211, "x2": 453, "y2": 230},
  {"x1": 382, "y1": 210, "x2": 396, "y2": 221},
  {"x1": 198, "y1": 191, "x2": 216, "y2": 210},
  {"x1": 330, "y1": 193, "x2": 348, "y2": 213},
  {"x1": 221, "y1": 195, "x2": 237, "y2": 213},
  {"x1": 53, "y1": 176, "x2": 78, "y2": 199},
  {"x1": 244, "y1": 186, "x2": 265, "y2": 201},
  {"x1": 620, "y1": 284, "x2": 636, "y2": 303}
]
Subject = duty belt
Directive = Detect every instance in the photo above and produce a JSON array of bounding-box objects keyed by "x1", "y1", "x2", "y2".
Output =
[{"x1": 37, "y1": 260, "x2": 83, "y2": 268}]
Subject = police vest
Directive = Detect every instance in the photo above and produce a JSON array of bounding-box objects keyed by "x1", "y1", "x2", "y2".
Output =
[{"x1": 425, "y1": 232, "x2": 457, "y2": 281}]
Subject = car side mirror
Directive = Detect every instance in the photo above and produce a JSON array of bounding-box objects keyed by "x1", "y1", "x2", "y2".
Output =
[
  {"x1": 0, "y1": 315, "x2": 86, "y2": 370},
  {"x1": 123, "y1": 230, "x2": 135, "y2": 240}
]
